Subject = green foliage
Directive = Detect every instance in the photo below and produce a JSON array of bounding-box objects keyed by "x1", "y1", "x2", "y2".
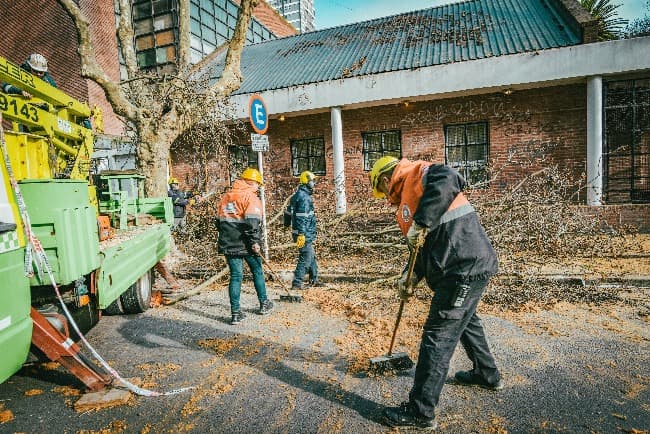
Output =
[{"x1": 580, "y1": 0, "x2": 629, "y2": 40}]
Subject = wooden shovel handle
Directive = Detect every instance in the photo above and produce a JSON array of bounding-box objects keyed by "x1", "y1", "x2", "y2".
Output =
[{"x1": 387, "y1": 244, "x2": 420, "y2": 356}]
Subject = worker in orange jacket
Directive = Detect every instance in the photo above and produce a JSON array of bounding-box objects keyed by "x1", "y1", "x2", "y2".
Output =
[
  {"x1": 217, "y1": 168, "x2": 273, "y2": 325},
  {"x1": 369, "y1": 156, "x2": 502, "y2": 430}
]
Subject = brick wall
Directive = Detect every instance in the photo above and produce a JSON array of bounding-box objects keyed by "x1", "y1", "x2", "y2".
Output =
[
  {"x1": 173, "y1": 84, "x2": 648, "y2": 230},
  {"x1": 254, "y1": 0, "x2": 298, "y2": 37},
  {"x1": 80, "y1": 0, "x2": 125, "y2": 136},
  {"x1": 253, "y1": 84, "x2": 587, "y2": 210},
  {"x1": 580, "y1": 205, "x2": 650, "y2": 233},
  {"x1": 0, "y1": 0, "x2": 87, "y2": 101}
]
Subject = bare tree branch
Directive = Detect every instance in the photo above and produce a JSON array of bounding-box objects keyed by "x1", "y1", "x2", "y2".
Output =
[
  {"x1": 177, "y1": 0, "x2": 191, "y2": 66},
  {"x1": 116, "y1": 0, "x2": 139, "y2": 78},
  {"x1": 212, "y1": 0, "x2": 258, "y2": 96},
  {"x1": 57, "y1": 0, "x2": 138, "y2": 120}
]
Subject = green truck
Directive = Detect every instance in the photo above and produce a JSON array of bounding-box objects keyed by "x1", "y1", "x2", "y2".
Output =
[{"x1": 0, "y1": 55, "x2": 172, "y2": 390}]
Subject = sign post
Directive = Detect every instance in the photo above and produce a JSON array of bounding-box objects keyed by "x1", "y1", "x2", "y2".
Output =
[{"x1": 248, "y1": 95, "x2": 269, "y2": 259}]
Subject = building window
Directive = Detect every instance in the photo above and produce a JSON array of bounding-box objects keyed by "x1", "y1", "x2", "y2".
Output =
[
  {"x1": 132, "y1": 0, "x2": 177, "y2": 68},
  {"x1": 290, "y1": 137, "x2": 325, "y2": 176},
  {"x1": 130, "y1": 0, "x2": 277, "y2": 69},
  {"x1": 228, "y1": 145, "x2": 258, "y2": 184},
  {"x1": 362, "y1": 130, "x2": 401, "y2": 171},
  {"x1": 190, "y1": 0, "x2": 275, "y2": 61},
  {"x1": 605, "y1": 78, "x2": 650, "y2": 203},
  {"x1": 444, "y1": 122, "x2": 489, "y2": 187}
]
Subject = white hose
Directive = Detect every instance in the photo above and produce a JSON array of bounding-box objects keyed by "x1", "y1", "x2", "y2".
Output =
[{"x1": 0, "y1": 114, "x2": 192, "y2": 397}]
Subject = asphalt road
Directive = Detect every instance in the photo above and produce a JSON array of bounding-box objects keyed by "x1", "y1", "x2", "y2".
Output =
[{"x1": 1, "y1": 283, "x2": 648, "y2": 433}]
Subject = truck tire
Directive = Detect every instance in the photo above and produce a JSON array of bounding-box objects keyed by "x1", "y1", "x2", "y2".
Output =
[
  {"x1": 103, "y1": 297, "x2": 125, "y2": 315},
  {"x1": 120, "y1": 269, "x2": 153, "y2": 314}
]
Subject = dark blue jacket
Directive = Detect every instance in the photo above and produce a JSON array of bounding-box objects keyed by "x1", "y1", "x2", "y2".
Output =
[
  {"x1": 1, "y1": 62, "x2": 57, "y2": 94},
  {"x1": 168, "y1": 188, "x2": 190, "y2": 218},
  {"x1": 290, "y1": 184, "x2": 317, "y2": 243},
  {"x1": 413, "y1": 165, "x2": 498, "y2": 285}
]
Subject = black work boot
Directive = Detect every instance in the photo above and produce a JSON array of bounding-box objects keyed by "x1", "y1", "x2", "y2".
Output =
[
  {"x1": 309, "y1": 279, "x2": 326, "y2": 288},
  {"x1": 258, "y1": 299, "x2": 274, "y2": 315},
  {"x1": 454, "y1": 370, "x2": 504, "y2": 390},
  {"x1": 230, "y1": 311, "x2": 246, "y2": 325},
  {"x1": 383, "y1": 402, "x2": 437, "y2": 430}
]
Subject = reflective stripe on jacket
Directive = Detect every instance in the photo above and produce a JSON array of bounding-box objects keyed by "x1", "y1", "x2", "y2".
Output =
[
  {"x1": 387, "y1": 159, "x2": 432, "y2": 236},
  {"x1": 389, "y1": 161, "x2": 498, "y2": 283},
  {"x1": 217, "y1": 179, "x2": 263, "y2": 256},
  {"x1": 290, "y1": 184, "x2": 317, "y2": 243}
]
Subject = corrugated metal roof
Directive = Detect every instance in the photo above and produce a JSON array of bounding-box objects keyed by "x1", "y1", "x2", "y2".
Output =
[{"x1": 206, "y1": 0, "x2": 582, "y2": 95}]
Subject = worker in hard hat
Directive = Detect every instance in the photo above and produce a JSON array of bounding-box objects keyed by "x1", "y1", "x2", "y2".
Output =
[
  {"x1": 217, "y1": 168, "x2": 273, "y2": 325},
  {"x1": 369, "y1": 156, "x2": 501, "y2": 430},
  {"x1": 1, "y1": 53, "x2": 57, "y2": 99},
  {"x1": 289, "y1": 170, "x2": 325, "y2": 291},
  {"x1": 167, "y1": 177, "x2": 195, "y2": 232}
]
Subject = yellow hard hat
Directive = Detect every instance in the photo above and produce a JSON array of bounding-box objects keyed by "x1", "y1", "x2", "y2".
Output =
[
  {"x1": 369, "y1": 156, "x2": 399, "y2": 198},
  {"x1": 299, "y1": 171, "x2": 317, "y2": 185},
  {"x1": 168, "y1": 177, "x2": 179, "y2": 185},
  {"x1": 241, "y1": 167, "x2": 264, "y2": 185}
]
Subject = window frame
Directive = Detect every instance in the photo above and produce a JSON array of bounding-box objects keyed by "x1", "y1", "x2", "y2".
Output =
[
  {"x1": 444, "y1": 121, "x2": 490, "y2": 188},
  {"x1": 290, "y1": 137, "x2": 326, "y2": 177},
  {"x1": 361, "y1": 129, "x2": 402, "y2": 172},
  {"x1": 228, "y1": 145, "x2": 259, "y2": 184}
]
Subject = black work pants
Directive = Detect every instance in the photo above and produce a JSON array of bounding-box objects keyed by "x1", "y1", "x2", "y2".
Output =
[{"x1": 409, "y1": 277, "x2": 500, "y2": 418}]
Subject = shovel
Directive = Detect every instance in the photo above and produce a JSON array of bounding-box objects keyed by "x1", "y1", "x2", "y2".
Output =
[
  {"x1": 368, "y1": 244, "x2": 420, "y2": 374},
  {"x1": 259, "y1": 255, "x2": 302, "y2": 302}
]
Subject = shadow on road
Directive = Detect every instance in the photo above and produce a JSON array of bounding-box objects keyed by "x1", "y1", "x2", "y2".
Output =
[{"x1": 116, "y1": 309, "x2": 387, "y2": 424}]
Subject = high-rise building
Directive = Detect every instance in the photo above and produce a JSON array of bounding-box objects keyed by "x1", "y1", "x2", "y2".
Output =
[{"x1": 268, "y1": 0, "x2": 315, "y2": 33}]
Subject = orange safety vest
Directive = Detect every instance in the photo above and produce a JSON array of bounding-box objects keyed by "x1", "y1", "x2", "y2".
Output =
[
  {"x1": 387, "y1": 160, "x2": 470, "y2": 235},
  {"x1": 217, "y1": 179, "x2": 263, "y2": 222}
]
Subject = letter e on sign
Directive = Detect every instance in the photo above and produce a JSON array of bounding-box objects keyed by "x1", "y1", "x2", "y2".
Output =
[{"x1": 248, "y1": 94, "x2": 268, "y2": 135}]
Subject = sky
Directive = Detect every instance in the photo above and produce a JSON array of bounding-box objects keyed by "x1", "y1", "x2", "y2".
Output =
[{"x1": 315, "y1": 0, "x2": 648, "y2": 30}]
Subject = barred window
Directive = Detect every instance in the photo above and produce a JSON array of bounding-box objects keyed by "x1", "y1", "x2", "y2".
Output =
[
  {"x1": 444, "y1": 122, "x2": 489, "y2": 187},
  {"x1": 290, "y1": 137, "x2": 325, "y2": 176},
  {"x1": 228, "y1": 145, "x2": 258, "y2": 184},
  {"x1": 362, "y1": 130, "x2": 401, "y2": 171}
]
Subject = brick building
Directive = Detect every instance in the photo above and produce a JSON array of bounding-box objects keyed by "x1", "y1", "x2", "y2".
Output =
[{"x1": 203, "y1": 0, "x2": 649, "y2": 230}]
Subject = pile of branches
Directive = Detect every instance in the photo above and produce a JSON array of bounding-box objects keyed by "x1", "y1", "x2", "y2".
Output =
[{"x1": 171, "y1": 150, "x2": 638, "y2": 308}]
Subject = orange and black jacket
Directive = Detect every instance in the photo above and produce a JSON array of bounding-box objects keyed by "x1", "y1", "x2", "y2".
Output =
[
  {"x1": 388, "y1": 160, "x2": 498, "y2": 284},
  {"x1": 216, "y1": 179, "x2": 263, "y2": 256}
]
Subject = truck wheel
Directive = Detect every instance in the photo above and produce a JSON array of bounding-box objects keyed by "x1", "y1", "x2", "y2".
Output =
[
  {"x1": 103, "y1": 297, "x2": 125, "y2": 315},
  {"x1": 121, "y1": 269, "x2": 153, "y2": 314}
]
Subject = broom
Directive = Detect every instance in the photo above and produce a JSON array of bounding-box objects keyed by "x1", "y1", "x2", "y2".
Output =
[
  {"x1": 259, "y1": 255, "x2": 302, "y2": 302},
  {"x1": 368, "y1": 244, "x2": 420, "y2": 374}
]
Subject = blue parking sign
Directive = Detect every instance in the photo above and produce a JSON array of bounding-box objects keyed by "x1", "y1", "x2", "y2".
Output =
[{"x1": 248, "y1": 94, "x2": 268, "y2": 134}]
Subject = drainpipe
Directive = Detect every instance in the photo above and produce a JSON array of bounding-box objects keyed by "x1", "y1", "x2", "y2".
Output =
[
  {"x1": 331, "y1": 107, "x2": 347, "y2": 214},
  {"x1": 587, "y1": 76, "x2": 603, "y2": 206}
]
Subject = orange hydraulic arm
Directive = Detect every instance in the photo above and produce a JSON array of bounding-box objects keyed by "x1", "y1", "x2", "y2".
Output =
[{"x1": 30, "y1": 308, "x2": 111, "y2": 392}]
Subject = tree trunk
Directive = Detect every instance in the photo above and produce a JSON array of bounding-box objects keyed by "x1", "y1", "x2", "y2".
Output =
[{"x1": 137, "y1": 124, "x2": 181, "y2": 197}]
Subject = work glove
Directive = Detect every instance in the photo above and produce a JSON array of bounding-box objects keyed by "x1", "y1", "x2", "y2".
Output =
[
  {"x1": 251, "y1": 243, "x2": 261, "y2": 255},
  {"x1": 295, "y1": 234, "x2": 306, "y2": 248},
  {"x1": 397, "y1": 270, "x2": 420, "y2": 301},
  {"x1": 188, "y1": 198, "x2": 196, "y2": 206},
  {"x1": 406, "y1": 222, "x2": 428, "y2": 248}
]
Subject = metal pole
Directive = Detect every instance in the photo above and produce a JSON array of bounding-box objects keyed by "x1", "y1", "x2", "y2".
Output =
[{"x1": 258, "y1": 151, "x2": 269, "y2": 259}]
